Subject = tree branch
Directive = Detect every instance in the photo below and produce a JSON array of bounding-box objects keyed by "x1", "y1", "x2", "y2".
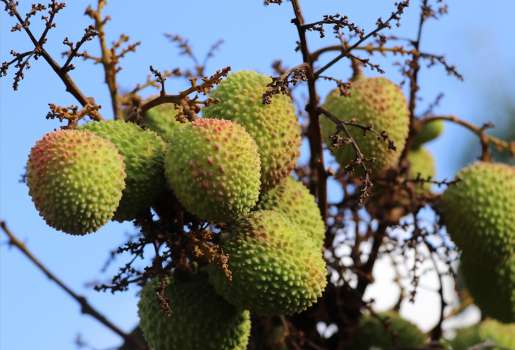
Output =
[
  {"x1": 0, "y1": 221, "x2": 147, "y2": 350},
  {"x1": 421, "y1": 115, "x2": 515, "y2": 160},
  {"x1": 86, "y1": 0, "x2": 120, "y2": 119},
  {"x1": 1, "y1": 0, "x2": 103, "y2": 121},
  {"x1": 290, "y1": 0, "x2": 328, "y2": 223},
  {"x1": 313, "y1": 1, "x2": 409, "y2": 78}
]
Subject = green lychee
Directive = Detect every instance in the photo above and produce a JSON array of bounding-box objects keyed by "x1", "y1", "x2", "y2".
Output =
[
  {"x1": 81, "y1": 120, "x2": 166, "y2": 221},
  {"x1": 256, "y1": 177, "x2": 325, "y2": 247},
  {"x1": 451, "y1": 319, "x2": 515, "y2": 350},
  {"x1": 440, "y1": 162, "x2": 515, "y2": 262},
  {"x1": 321, "y1": 77, "x2": 409, "y2": 175},
  {"x1": 411, "y1": 119, "x2": 444, "y2": 149},
  {"x1": 348, "y1": 312, "x2": 426, "y2": 350},
  {"x1": 460, "y1": 253, "x2": 514, "y2": 322},
  {"x1": 138, "y1": 274, "x2": 251, "y2": 350},
  {"x1": 203, "y1": 70, "x2": 301, "y2": 189},
  {"x1": 165, "y1": 118, "x2": 261, "y2": 222},
  {"x1": 208, "y1": 210, "x2": 327, "y2": 315},
  {"x1": 144, "y1": 103, "x2": 182, "y2": 141},
  {"x1": 407, "y1": 147, "x2": 436, "y2": 194},
  {"x1": 27, "y1": 130, "x2": 125, "y2": 235}
]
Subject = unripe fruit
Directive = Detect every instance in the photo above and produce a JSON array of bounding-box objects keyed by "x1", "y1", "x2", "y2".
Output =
[
  {"x1": 411, "y1": 119, "x2": 444, "y2": 149},
  {"x1": 81, "y1": 120, "x2": 166, "y2": 221},
  {"x1": 321, "y1": 77, "x2": 409, "y2": 175},
  {"x1": 203, "y1": 70, "x2": 301, "y2": 189},
  {"x1": 407, "y1": 147, "x2": 435, "y2": 194},
  {"x1": 27, "y1": 130, "x2": 125, "y2": 234},
  {"x1": 208, "y1": 210, "x2": 327, "y2": 315},
  {"x1": 460, "y1": 253, "x2": 514, "y2": 322},
  {"x1": 347, "y1": 312, "x2": 426, "y2": 350},
  {"x1": 451, "y1": 319, "x2": 515, "y2": 350},
  {"x1": 440, "y1": 162, "x2": 515, "y2": 262},
  {"x1": 257, "y1": 177, "x2": 325, "y2": 247},
  {"x1": 144, "y1": 103, "x2": 182, "y2": 141},
  {"x1": 138, "y1": 274, "x2": 251, "y2": 350},
  {"x1": 165, "y1": 118, "x2": 261, "y2": 222}
]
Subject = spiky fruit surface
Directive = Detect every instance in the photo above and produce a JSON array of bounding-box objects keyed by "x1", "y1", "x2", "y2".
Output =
[
  {"x1": 348, "y1": 312, "x2": 426, "y2": 350},
  {"x1": 138, "y1": 274, "x2": 251, "y2": 350},
  {"x1": 440, "y1": 162, "x2": 515, "y2": 262},
  {"x1": 321, "y1": 77, "x2": 409, "y2": 175},
  {"x1": 460, "y1": 253, "x2": 514, "y2": 322},
  {"x1": 411, "y1": 120, "x2": 444, "y2": 149},
  {"x1": 81, "y1": 120, "x2": 166, "y2": 221},
  {"x1": 203, "y1": 70, "x2": 301, "y2": 189},
  {"x1": 27, "y1": 130, "x2": 125, "y2": 235},
  {"x1": 451, "y1": 320, "x2": 515, "y2": 350},
  {"x1": 144, "y1": 103, "x2": 181, "y2": 141},
  {"x1": 165, "y1": 118, "x2": 261, "y2": 222},
  {"x1": 407, "y1": 147, "x2": 435, "y2": 194},
  {"x1": 208, "y1": 210, "x2": 327, "y2": 315},
  {"x1": 257, "y1": 177, "x2": 325, "y2": 247}
]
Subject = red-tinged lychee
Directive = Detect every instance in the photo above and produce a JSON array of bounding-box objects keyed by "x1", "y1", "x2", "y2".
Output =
[
  {"x1": 203, "y1": 70, "x2": 301, "y2": 189},
  {"x1": 164, "y1": 118, "x2": 261, "y2": 222},
  {"x1": 27, "y1": 130, "x2": 126, "y2": 235},
  {"x1": 321, "y1": 76, "x2": 409, "y2": 175},
  {"x1": 81, "y1": 120, "x2": 166, "y2": 221}
]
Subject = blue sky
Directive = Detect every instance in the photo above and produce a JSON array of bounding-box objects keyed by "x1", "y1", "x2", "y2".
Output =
[{"x1": 1, "y1": 1, "x2": 514, "y2": 349}]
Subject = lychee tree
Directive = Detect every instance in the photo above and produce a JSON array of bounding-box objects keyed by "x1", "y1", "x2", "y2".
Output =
[{"x1": 1, "y1": 1, "x2": 514, "y2": 350}]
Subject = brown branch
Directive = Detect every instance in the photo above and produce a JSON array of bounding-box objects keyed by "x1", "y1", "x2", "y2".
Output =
[
  {"x1": 318, "y1": 107, "x2": 370, "y2": 176},
  {"x1": 61, "y1": 25, "x2": 98, "y2": 72},
  {"x1": 423, "y1": 238, "x2": 446, "y2": 341},
  {"x1": 400, "y1": 0, "x2": 430, "y2": 161},
  {"x1": 421, "y1": 115, "x2": 515, "y2": 160},
  {"x1": 139, "y1": 66, "x2": 230, "y2": 114},
  {"x1": 290, "y1": 0, "x2": 327, "y2": 223},
  {"x1": 1, "y1": 0, "x2": 103, "y2": 121},
  {"x1": 408, "y1": 0, "x2": 428, "y2": 119},
  {"x1": 313, "y1": 1, "x2": 409, "y2": 77},
  {"x1": 0, "y1": 221, "x2": 147, "y2": 350},
  {"x1": 311, "y1": 44, "x2": 415, "y2": 62},
  {"x1": 356, "y1": 222, "x2": 389, "y2": 296},
  {"x1": 86, "y1": 0, "x2": 120, "y2": 119}
]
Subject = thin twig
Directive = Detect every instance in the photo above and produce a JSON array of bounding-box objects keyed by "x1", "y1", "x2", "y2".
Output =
[
  {"x1": 0, "y1": 221, "x2": 147, "y2": 350},
  {"x1": 421, "y1": 115, "x2": 514, "y2": 160},
  {"x1": 356, "y1": 222, "x2": 389, "y2": 296},
  {"x1": 1, "y1": 0, "x2": 103, "y2": 121},
  {"x1": 313, "y1": 1, "x2": 409, "y2": 78},
  {"x1": 423, "y1": 238, "x2": 446, "y2": 340}
]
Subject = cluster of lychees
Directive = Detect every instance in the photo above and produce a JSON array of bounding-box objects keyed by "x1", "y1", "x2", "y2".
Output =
[
  {"x1": 26, "y1": 68, "x2": 514, "y2": 349},
  {"x1": 321, "y1": 73, "x2": 513, "y2": 348},
  {"x1": 27, "y1": 71, "x2": 327, "y2": 349}
]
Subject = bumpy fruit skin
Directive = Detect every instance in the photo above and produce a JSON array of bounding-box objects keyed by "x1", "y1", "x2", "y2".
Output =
[
  {"x1": 321, "y1": 77, "x2": 409, "y2": 175},
  {"x1": 256, "y1": 177, "x2": 325, "y2": 247},
  {"x1": 138, "y1": 274, "x2": 251, "y2": 350},
  {"x1": 144, "y1": 103, "x2": 181, "y2": 141},
  {"x1": 27, "y1": 130, "x2": 125, "y2": 235},
  {"x1": 460, "y1": 253, "x2": 514, "y2": 322},
  {"x1": 203, "y1": 71, "x2": 301, "y2": 189},
  {"x1": 440, "y1": 162, "x2": 515, "y2": 262},
  {"x1": 165, "y1": 118, "x2": 261, "y2": 222},
  {"x1": 81, "y1": 120, "x2": 166, "y2": 221},
  {"x1": 208, "y1": 210, "x2": 327, "y2": 315},
  {"x1": 451, "y1": 319, "x2": 515, "y2": 350},
  {"x1": 411, "y1": 120, "x2": 444, "y2": 149},
  {"x1": 407, "y1": 147, "x2": 435, "y2": 194},
  {"x1": 348, "y1": 312, "x2": 426, "y2": 350}
]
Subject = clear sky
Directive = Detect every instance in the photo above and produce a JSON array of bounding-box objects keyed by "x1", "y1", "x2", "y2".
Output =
[{"x1": 1, "y1": 1, "x2": 514, "y2": 349}]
